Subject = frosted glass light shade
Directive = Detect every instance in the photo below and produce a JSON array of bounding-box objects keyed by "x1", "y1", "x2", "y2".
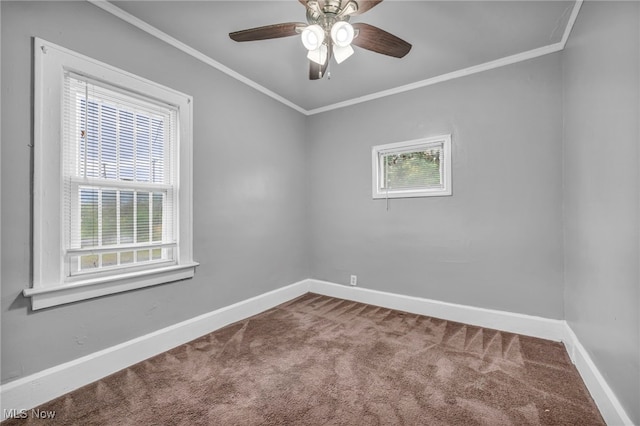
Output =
[
  {"x1": 330, "y1": 21, "x2": 354, "y2": 47},
  {"x1": 307, "y1": 43, "x2": 328, "y2": 65},
  {"x1": 301, "y1": 25, "x2": 325, "y2": 51},
  {"x1": 333, "y1": 44, "x2": 354, "y2": 64}
]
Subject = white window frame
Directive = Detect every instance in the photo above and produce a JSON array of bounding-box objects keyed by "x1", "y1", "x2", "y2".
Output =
[
  {"x1": 371, "y1": 135, "x2": 452, "y2": 199},
  {"x1": 25, "y1": 38, "x2": 198, "y2": 310}
]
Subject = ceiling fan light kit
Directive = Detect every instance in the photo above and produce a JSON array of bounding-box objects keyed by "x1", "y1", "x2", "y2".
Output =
[
  {"x1": 305, "y1": 21, "x2": 354, "y2": 65},
  {"x1": 229, "y1": 0, "x2": 412, "y2": 80},
  {"x1": 330, "y1": 21, "x2": 354, "y2": 47},
  {"x1": 301, "y1": 24, "x2": 325, "y2": 51},
  {"x1": 333, "y1": 44, "x2": 354, "y2": 64},
  {"x1": 307, "y1": 43, "x2": 329, "y2": 65}
]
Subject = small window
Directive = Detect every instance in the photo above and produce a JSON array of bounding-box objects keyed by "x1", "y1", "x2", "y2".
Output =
[
  {"x1": 27, "y1": 38, "x2": 197, "y2": 310},
  {"x1": 372, "y1": 135, "x2": 452, "y2": 199}
]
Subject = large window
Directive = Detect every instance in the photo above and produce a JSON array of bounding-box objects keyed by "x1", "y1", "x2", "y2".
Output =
[
  {"x1": 27, "y1": 38, "x2": 197, "y2": 310},
  {"x1": 372, "y1": 135, "x2": 452, "y2": 199},
  {"x1": 64, "y1": 75, "x2": 177, "y2": 276}
]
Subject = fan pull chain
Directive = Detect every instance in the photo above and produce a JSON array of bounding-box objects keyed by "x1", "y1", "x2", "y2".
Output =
[{"x1": 385, "y1": 157, "x2": 390, "y2": 211}]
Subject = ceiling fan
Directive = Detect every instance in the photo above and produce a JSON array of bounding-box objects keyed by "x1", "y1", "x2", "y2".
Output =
[{"x1": 229, "y1": 0, "x2": 412, "y2": 80}]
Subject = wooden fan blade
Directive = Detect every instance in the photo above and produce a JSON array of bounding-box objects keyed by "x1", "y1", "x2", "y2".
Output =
[
  {"x1": 298, "y1": 0, "x2": 318, "y2": 7},
  {"x1": 351, "y1": 23, "x2": 411, "y2": 58},
  {"x1": 299, "y1": 0, "x2": 329, "y2": 9},
  {"x1": 309, "y1": 57, "x2": 330, "y2": 80},
  {"x1": 300, "y1": 0, "x2": 377, "y2": 16},
  {"x1": 309, "y1": 49, "x2": 330, "y2": 80},
  {"x1": 308, "y1": 41, "x2": 332, "y2": 80},
  {"x1": 229, "y1": 22, "x2": 305, "y2": 42},
  {"x1": 350, "y1": 0, "x2": 383, "y2": 15},
  {"x1": 298, "y1": 0, "x2": 320, "y2": 8},
  {"x1": 309, "y1": 61, "x2": 324, "y2": 80}
]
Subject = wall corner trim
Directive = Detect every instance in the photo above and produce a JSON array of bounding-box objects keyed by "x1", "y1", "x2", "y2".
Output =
[
  {"x1": 560, "y1": 0, "x2": 584, "y2": 49},
  {"x1": 561, "y1": 324, "x2": 635, "y2": 426}
]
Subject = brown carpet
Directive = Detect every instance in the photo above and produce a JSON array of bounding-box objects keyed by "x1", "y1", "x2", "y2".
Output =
[{"x1": 3, "y1": 293, "x2": 604, "y2": 425}]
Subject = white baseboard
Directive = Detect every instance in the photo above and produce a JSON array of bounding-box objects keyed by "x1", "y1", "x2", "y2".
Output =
[
  {"x1": 2, "y1": 278, "x2": 632, "y2": 425},
  {"x1": 0, "y1": 279, "x2": 310, "y2": 420},
  {"x1": 308, "y1": 279, "x2": 566, "y2": 341},
  {"x1": 561, "y1": 325, "x2": 634, "y2": 426},
  {"x1": 308, "y1": 280, "x2": 633, "y2": 426}
]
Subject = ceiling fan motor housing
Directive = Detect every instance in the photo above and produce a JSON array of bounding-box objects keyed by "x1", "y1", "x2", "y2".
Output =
[{"x1": 323, "y1": 0, "x2": 344, "y2": 15}]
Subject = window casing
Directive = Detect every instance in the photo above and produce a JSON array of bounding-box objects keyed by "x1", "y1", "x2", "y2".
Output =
[
  {"x1": 372, "y1": 135, "x2": 452, "y2": 199},
  {"x1": 27, "y1": 38, "x2": 197, "y2": 310}
]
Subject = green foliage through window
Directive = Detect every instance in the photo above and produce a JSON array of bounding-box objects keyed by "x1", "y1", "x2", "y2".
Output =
[
  {"x1": 382, "y1": 148, "x2": 442, "y2": 190},
  {"x1": 78, "y1": 188, "x2": 167, "y2": 271}
]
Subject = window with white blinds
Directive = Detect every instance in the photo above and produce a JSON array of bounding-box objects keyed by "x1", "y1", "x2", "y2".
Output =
[
  {"x1": 63, "y1": 74, "x2": 177, "y2": 276},
  {"x1": 28, "y1": 38, "x2": 196, "y2": 310},
  {"x1": 372, "y1": 135, "x2": 452, "y2": 199}
]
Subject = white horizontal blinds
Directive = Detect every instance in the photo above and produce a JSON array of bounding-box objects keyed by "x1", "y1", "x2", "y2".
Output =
[
  {"x1": 63, "y1": 72, "x2": 178, "y2": 277},
  {"x1": 380, "y1": 142, "x2": 444, "y2": 191}
]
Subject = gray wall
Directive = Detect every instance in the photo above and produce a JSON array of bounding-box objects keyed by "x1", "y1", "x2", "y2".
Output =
[
  {"x1": 562, "y1": 2, "x2": 640, "y2": 423},
  {"x1": 2, "y1": 3, "x2": 638, "y2": 423},
  {"x1": 307, "y1": 54, "x2": 565, "y2": 319},
  {"x1": 1, "y1": 1, "x2": 309, "y2": 383}
]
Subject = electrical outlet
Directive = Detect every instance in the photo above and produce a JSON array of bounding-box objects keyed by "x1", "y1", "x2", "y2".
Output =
[{"x1": 350, "y1": 275, "x2": 357, "y2": 286}]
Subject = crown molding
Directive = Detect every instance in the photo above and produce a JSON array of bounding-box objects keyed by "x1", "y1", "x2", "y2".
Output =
[
  {"x1": 561, "y1": 0, "x2": 583, "y2": 49},
  {"x1": 88, "y1": 0, "x2": 583, "y2": 116},
  {"x1": 87, "y1": 0, "x2": 307, "y2": 115},
  {"x1": 307, "y1": 42, "x2": 564, "y2": 115}
]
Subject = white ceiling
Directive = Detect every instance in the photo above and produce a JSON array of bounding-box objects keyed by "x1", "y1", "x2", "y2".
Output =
[{"x1": 108, "y1": 1, "x2": 577, "y2": 112}]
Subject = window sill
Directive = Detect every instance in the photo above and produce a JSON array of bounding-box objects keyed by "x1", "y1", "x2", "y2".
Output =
[
  {"x1": 372, "y1": 189, "x2": 452, "y2": 199},
  {"x1": 23, "y1": 262, "x2": 199, "y2": 310}
]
